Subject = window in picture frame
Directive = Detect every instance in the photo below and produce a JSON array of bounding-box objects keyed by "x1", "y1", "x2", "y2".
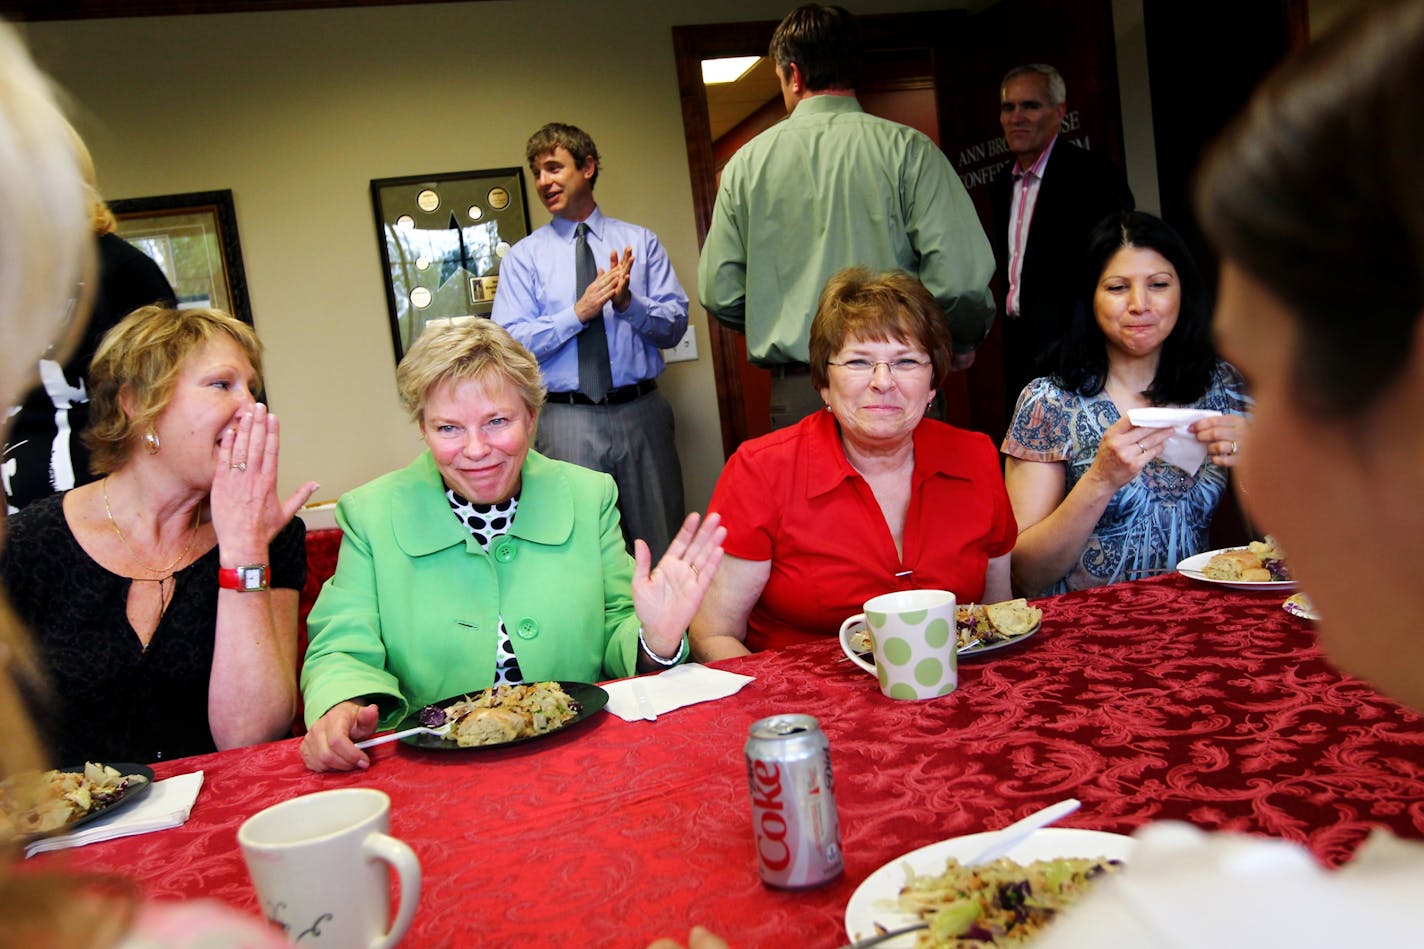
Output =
[{"x1": 109, "y1": 189, "x2": 253, "y2": 326}]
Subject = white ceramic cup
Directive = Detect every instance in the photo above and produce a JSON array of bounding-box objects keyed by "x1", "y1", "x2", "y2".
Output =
[
  {"x1": 838, "y1": 589, "x2": 958, "y2": 700},
  {"x1": 238, "y1": 787, "x2": 421, "y2": 949}
]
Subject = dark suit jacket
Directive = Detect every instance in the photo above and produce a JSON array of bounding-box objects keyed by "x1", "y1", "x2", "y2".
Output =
[{"x1": 992, "y1": 138, "x2": 1134, "y2": 406}]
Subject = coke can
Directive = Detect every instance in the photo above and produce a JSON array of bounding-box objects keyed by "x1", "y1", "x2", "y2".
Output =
[{"x1": 744, "y1": 713, "x2": 843, "y2": 888}]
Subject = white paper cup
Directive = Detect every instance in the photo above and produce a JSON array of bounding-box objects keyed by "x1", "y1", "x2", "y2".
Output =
[
  {"x1": 838, "y1": 589, "x2": 958, "y2": 700},
  {"x1": 238, "y1": 788, "x2": 420, "y2": 949}
]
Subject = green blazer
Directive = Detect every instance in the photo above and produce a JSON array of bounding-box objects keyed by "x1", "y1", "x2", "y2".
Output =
[{"x1": 301, "y1": 449, "x2": 657, "y2": 729}]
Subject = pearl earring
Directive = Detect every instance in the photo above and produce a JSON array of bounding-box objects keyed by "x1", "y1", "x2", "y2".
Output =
[{"x1": 143, "y1": 429, "x2": 161, "y2": 454}]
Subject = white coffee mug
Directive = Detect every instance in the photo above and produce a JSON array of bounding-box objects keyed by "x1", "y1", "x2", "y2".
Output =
[
  {"x1": 838, "y1": 589, "x2": 958, "y2": 700},
  {"x1": 238, "y1": 787, "x2": 421, "y2": 948}
]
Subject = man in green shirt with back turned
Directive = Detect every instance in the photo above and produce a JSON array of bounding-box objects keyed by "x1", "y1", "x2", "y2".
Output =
[{"x1": 698, "y1": 3, "x2": 996, "y2": 428}]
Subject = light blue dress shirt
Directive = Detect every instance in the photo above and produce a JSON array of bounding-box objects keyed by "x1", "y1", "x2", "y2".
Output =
[{"x1": 492, "y1": 207, "x2": 689, "y2": 391}]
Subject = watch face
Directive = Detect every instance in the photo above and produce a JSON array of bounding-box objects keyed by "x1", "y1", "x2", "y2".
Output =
[{"x1": 223, "y1": 564, "x2": 270, "y2": 592}]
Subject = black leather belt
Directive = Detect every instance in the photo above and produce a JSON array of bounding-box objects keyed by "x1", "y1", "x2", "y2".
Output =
[
  {"x1": 545, "y1": 379, "x2": 656, "y2": 406},
  {"x1": 768, "y1": 362, "x2": 811, "y2": 378}
]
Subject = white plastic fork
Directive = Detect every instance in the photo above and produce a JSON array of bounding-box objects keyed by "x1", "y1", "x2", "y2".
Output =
[
  {"x1": 964, "y1": 797, "x2": 1082, "y2": 866},
  {"x1": 355, "y1": 721, "x2": 451, "y2": 749}
]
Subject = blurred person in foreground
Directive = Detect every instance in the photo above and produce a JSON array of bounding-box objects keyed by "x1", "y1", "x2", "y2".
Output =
[
  {"x1": 659, "y1": 7, "x2": 1424, "y2": 941},
  {"x1": 1044, "y1": 4, "x2": 1424, "y2": 945},
  {"x1": 0, "y1": 19, "x2": 294, "y2": 949},
  {"x1": 2, "y1": 121, "x2": 175, "y2": 512},
  {"x1": 0, "y1": 304, "x2": 315, "y2": 764},
  {"x1": 1002, "y1": 212, "x2": 1248, "y2": 595},
  {"x1": 299, "y1": 319, "x2": 723, "y2": 772},
  {"x1": 690, "y1": 268, "x2": 1014, "y2": 660}
]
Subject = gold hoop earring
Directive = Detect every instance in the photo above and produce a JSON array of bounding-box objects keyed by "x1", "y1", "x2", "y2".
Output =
[{"x1": 142, "y1": 429, "x2": 161, "y2": 454}]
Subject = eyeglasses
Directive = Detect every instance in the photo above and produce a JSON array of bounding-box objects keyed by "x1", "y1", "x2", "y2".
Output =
[{"x1": 826, "y1": 357, "x2": 932, "y2": 377}]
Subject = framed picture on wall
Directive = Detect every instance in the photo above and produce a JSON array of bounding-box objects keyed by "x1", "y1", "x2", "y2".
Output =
[
  {"x1": 370, "y1": 167, "x2": 531, "y2": 364},
  {"x1": 109, "y1": 189, "x2": 253, "y2": 326}
]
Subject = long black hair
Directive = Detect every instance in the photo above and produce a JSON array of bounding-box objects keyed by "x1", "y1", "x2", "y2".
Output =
[{"x1": 1051, "y1": 211, "x2": 1218, "y2": 405}]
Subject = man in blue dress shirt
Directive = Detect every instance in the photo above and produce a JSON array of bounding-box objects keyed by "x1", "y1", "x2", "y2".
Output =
[{"x1": 493, "y1": 123, "x2": 688, "y2": 559}]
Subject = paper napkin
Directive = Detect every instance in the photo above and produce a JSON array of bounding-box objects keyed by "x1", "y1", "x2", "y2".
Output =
[
  {"x1": 25, "y1": 770, "x2": 205, "y2": 858},
  {"x1": 1126, "y1": 408, "x2": 1222, "y2": 476},
  {"x1": 604, "y1": 663, "x2": 755, "y2": 722}
]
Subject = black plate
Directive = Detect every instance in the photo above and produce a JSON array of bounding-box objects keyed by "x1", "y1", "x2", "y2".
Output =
[
  {"x1": 398, "y1": 681, "x2": 609, "y2": 751},
  {"x1": 8, "y1": 762, "x2": 155, "y2": 843}
]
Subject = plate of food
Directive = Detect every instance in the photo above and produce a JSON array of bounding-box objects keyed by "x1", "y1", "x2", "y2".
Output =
[
  {"x1": 0, "y1": 761, "x2": 154, "y2": 844},
  {"x1": 844, "y1": 827, "x2": 1133, "y2": 947},
  {"x1": 399, "y1": 680, "x2": 608, "y2": 751},
  {"x1": 1177, "y1": 537, "x2": 1297, "y2": 591},
  {"x1": 847, "y1": 599, "x2": 1044, "y2": 663}
]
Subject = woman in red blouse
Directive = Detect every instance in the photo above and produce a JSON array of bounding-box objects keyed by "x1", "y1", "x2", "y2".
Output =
[{"x1": 691, "y1": 268, "x2": 1016, "y2": 659}]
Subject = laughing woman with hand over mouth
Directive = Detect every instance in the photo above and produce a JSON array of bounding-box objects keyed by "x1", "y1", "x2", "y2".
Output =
[{"x1": 0, "y1": 304, "x2": 317, "y2": 764}]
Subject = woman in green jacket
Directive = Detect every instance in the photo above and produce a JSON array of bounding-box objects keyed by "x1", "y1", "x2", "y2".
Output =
[{"x1": 299, "y1": 320, "x2": 723, "y2": 772}]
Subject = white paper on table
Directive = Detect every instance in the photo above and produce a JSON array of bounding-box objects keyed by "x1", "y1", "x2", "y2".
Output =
[
  {"x1": 25, "y1": 770, "x2": 205, "y2": 858},
  {"x1": 603, "y1": 663, "x2": 755, "y2": 722},
  {"x1": 1126, "y1": 408, "x2": 1222, "y2": 475}
]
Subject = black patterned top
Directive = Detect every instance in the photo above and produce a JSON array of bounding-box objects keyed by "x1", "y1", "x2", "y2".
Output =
[
  {"x1": 445, "y1": 489, "x2": 524, "y2": 686},
  {"x1": 0, "y1": 492, "x2": 307, "y2": 764}
]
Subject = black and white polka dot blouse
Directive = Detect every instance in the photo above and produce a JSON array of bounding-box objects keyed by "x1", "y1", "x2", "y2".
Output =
[{"x1": 446, "y1": 489, "x2": 524, "y2": 686}]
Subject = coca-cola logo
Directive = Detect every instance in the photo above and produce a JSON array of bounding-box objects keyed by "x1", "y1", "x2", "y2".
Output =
[{"x1": 749, "y1": 759, "x2": 790, "y2": 871}]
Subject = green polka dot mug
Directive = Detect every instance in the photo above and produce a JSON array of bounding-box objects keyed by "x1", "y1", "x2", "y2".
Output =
[{"x1": 838, "y1": 589, "x2": 958, "y2": 700}]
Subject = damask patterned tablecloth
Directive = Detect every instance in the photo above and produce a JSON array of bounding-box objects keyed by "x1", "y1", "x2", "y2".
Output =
[{"x1": 33, "y1": 575, "x2": 1424, "y2": 947}]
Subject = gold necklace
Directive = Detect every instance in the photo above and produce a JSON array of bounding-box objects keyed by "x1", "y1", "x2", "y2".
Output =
[{"x1": 102, "y1": 477, "x2": 201, "y2": 576}]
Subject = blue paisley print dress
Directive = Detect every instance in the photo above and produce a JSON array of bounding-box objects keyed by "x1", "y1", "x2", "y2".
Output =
[{"x1": 1002, "y1": 362, "x2": 1248, "y2": 594}]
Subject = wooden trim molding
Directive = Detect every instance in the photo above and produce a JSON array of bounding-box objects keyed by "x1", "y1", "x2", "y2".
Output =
[{"x1": 0, "y1": 0, "x2": 478, "y2": 22}]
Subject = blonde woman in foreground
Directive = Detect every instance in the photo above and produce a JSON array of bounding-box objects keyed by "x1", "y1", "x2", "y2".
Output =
[{"x1": 0, "y1": 21, "x2": 293, "y2": 949}]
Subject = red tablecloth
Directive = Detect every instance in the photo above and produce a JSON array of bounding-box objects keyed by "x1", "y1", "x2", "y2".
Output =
[{"x1": 35, "y1": 575, "x2": 1424, "y2": 947}]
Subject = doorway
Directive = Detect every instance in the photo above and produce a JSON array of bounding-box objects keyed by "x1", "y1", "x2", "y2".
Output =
[{"x1": 673, "y1": 2, "x2": 1127, "y2": 458}]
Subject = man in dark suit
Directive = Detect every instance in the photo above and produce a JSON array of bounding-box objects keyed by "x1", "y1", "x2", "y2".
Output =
[{"x1": 992, "y1": 63, "x2": 1134, "y2": 416}]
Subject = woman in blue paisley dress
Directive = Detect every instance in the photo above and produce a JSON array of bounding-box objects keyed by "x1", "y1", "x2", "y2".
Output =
[{"x1": 1002, "y1": 212, "x2": 1249, "y2": 595}]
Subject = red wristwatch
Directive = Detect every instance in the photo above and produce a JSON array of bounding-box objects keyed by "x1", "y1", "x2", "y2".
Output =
[{"x1": 218, "y1": 564, "x2": 270, "y2": 592}]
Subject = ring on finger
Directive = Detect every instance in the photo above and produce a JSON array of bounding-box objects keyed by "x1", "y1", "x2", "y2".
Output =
[
  {"x1": 1230, "y1": 440, "x2": 1239, "y2": 455},
  {"x1": 1137, "y1": 441, "x2": 1145, "y2": 454},
  {"x1": 231, "y1": 461, "x2": 247, "y2": 471},
  {"x1": 689, "y1": 564, "x2": 700, "y2": 579}
]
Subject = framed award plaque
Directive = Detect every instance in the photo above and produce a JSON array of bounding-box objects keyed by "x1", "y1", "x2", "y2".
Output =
[{"x1": 370, "y1": 167, "x2": 531, "y2": 363}]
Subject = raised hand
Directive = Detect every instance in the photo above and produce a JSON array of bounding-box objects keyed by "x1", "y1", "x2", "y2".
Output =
[
  {"x1": 609, "y1": 246, "x2": 635, "y2": 312},
  {"x1": 210, "y1": 402, "x2": 319, "y2": 565},
  {"x1": 633, "y1": 512, "x2": 726, "y2": 659}
]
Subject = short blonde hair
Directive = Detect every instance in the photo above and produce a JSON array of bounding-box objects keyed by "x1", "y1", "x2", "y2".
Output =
[
  {"x1": 396, "y1": 319, "x2": 546, "y2": 425},
  {"x1": 83, "y1": 306, "x2": 264, "y2": 474},
  {"x1": 808, "y1": 268, "x2": 952, "y2": 391}
]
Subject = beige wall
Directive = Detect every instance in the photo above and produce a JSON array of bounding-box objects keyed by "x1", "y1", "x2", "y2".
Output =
[
  {"x1": 22, "y1": 0, "x2": 1350, "y2": 510},
  {"x1": 23, "y1": 0, "x2": 959, "y2": 513}
]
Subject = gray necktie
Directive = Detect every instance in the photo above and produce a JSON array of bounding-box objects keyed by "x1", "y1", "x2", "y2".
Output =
[{"x1": 575, "y1": 222, "x2": 612, "y2": 402}]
